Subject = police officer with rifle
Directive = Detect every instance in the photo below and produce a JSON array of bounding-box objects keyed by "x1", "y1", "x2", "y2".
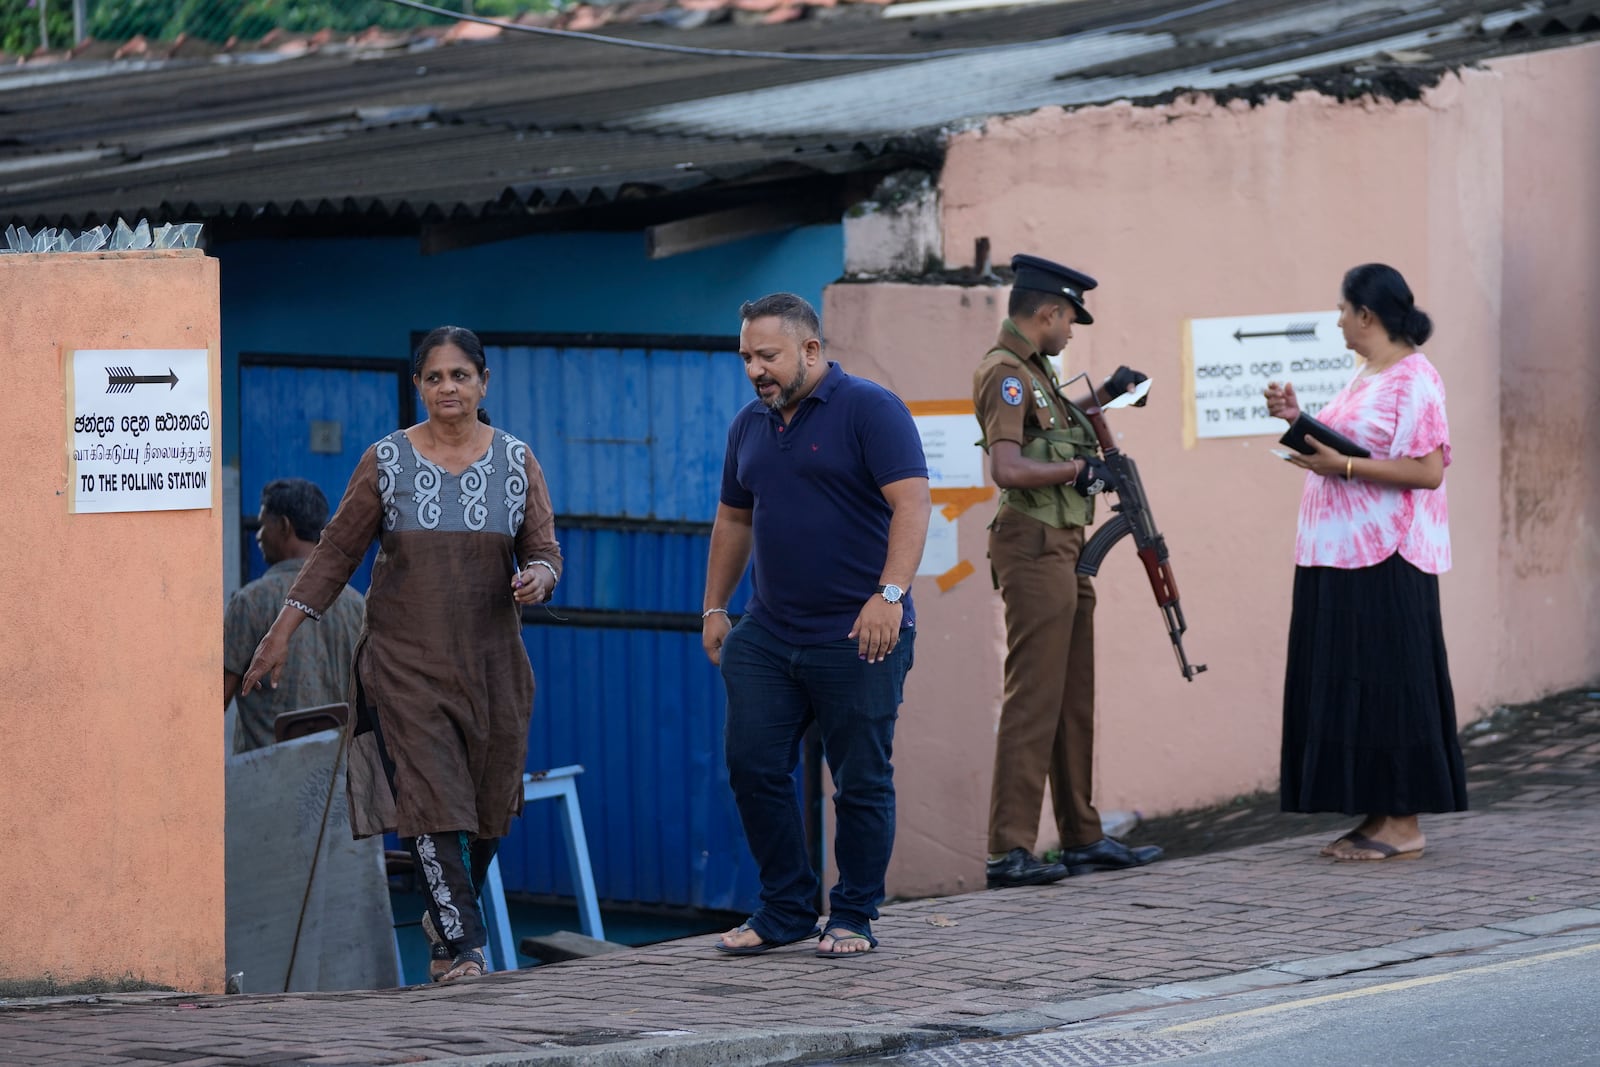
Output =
[{"x1": 975, "y1": 254, "x2": 1201, "y2": 890}]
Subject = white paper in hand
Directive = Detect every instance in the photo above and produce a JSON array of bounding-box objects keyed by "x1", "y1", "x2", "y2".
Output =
[{"x1": 1104, "y1": 376, "x2": 1152, "y2": 410}]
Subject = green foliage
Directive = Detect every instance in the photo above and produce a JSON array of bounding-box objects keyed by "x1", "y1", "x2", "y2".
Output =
[
  {"x1": 476, "y1": 0, "x2": 545, "y2": 14},
  {"x1": 0, "y1": 0, "x2": 76, "y2": 56},
  {"x1": 0, "y1": 0, "x2": 558, "y2": 53},
  {"x1": 88, "y1": 0, "x2": 459, "y2": 42}
]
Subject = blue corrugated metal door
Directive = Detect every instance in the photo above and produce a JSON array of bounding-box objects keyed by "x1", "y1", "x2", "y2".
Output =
[
  {"x1": 238, "y1": 356, "x2": 410, "y2": 585},
  {"x1": 483, "y1": 336, "x2": 762, "y2": 913}
]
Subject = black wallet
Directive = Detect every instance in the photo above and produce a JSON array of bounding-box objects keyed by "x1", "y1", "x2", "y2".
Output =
[{"x1": 1279, "y1": 414, "x2": 1370, "y2": 458}]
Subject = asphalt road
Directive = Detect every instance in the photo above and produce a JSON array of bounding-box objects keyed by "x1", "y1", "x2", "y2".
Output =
[
  {"x1": 865, "y1": 931, "x2": 1600, "y2": 1067},
  {"x1": 1149, "y1": 937, "x2": 1600, "y2": 1066}
]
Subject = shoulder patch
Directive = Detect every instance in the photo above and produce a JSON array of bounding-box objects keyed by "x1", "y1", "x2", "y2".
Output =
[{"x1": 1000, "y1": 376, "x2": 1024, "y2": 406}]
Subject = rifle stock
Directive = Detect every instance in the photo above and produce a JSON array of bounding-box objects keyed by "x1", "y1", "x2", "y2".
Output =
[{"x1": 1074, "y1": 399, "x2": 1206, "y2": 682}]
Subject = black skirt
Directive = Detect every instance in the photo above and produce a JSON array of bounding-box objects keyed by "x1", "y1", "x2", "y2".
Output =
[{"x1": 1280, "y1": 552, "x2": 1469, "y2": 815}]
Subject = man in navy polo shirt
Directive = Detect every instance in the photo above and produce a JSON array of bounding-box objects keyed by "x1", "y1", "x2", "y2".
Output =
[{"x1": 701, "y1": 292, "x2": 930, "y2": 960}]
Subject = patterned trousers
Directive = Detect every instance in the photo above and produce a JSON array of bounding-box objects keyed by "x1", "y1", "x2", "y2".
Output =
[{"x1": 367, "y1": 702, "x2": 499, "y2": 952}]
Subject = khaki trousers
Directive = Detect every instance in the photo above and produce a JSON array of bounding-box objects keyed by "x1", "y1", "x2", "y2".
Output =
[{"x1": 987, "y1": 508, "x2": 1101, "y2": 853}]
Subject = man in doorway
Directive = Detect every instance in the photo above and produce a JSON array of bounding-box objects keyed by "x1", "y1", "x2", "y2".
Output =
[
  {"x1": 224, "y1": 478, "x2": 365, "y2": 753},
  {"x1": 702, "y1": 292, "x2": 930, "y2": 958},
  {"x1": 975, "y1": 254, "x2": 1164, "y2": 889}
]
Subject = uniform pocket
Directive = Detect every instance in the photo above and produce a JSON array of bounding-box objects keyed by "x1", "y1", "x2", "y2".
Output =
[{"x1": 990, "y1": 508, "x2": 1048, "y2": 562}]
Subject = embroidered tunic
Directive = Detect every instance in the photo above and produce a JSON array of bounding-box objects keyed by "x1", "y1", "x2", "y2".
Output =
[
  {"x1": 1295, "y1": 353, "x2": 1452, "y2": 574},
  {"x1": 286, "y1": 428, "x2": 562, "y2": 839}
]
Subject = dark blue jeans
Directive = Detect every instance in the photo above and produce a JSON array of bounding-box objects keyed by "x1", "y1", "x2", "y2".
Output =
[{"x1": 720, "y1": 617, "x2": 914, "y2": 942}]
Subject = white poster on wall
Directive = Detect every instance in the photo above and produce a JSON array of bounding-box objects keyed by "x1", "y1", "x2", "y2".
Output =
[
  {"x1": 913, "y1": 412, "x2": 986, "y2": 490},
  {"x1": 917, "y1": 510, "x2": 959, "y2": 577},
  {"x1": 69, "y1": 348, "x2": 215, "y2": 513},
  {"x1": 1188, "y1": 312, "x2": 1356, "y2": 439}
]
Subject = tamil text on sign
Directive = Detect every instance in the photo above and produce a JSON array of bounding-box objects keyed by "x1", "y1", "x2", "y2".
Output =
[{"x1": 69, "y1": 348, "x2": 215, "y2": 513}]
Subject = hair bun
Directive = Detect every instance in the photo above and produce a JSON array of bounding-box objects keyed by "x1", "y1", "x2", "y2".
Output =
[{"x1": 1405, "y1": 306, "x2": 1434, "y2": 347}]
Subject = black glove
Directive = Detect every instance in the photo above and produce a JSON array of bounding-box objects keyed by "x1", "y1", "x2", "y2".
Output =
[
  {"x1": 1073, "y1": 456, "x2": 1118, "y2": 497},
  {"x1": 1103, "y1": 365, "x2": 1149, "y2": 406}
]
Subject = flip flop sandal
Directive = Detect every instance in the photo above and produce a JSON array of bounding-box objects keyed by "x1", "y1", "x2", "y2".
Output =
[
  {"x1": 421, "y1": 911, "x2": 452, "y2": 982},
  {"x1": 1334, "y1": 832, "x2": 1423, "y2": 862},
  {"x1": 1319, "y1": 833, "x2": 1358, "y2": 857},
  {"x1": 814, "y1": 928, "x2": 878, "y2": 960},
  {"x1": 713, "y1": 922, "x2": 819, "y2": 956},
  {"x1": 437, "y1": 948, "x2": 487, "y2": 983}
]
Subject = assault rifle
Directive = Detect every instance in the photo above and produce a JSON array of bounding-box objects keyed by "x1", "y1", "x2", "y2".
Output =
[{"x1": 1070, "y1": 377, "x2": 1207, "y2": 682}]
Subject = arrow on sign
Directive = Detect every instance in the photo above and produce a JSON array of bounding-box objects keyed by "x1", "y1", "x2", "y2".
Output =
[
  {"x1": 105, "y1": 366, "x2": 179, "y2": 393},
  {"x1": 1233, "y1": 323, "x2": 1318, "y2": 343}
]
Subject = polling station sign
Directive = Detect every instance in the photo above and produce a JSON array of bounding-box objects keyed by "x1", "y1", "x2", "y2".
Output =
[
  {"x1": 68, "y1": 348, "x2": 215, "y2": 513},
  {"x1": 1187, "y1": 312, "x2": 1356, "y2": 440}
]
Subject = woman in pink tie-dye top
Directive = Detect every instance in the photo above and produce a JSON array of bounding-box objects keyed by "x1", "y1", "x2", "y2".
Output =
[{"x1": 1265, "y1": 264, "x2": 1467, "y2": 864}]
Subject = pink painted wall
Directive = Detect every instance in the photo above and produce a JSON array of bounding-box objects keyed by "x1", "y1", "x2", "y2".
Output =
[
  {"x1": 830, "y1": 41, "x2": 1600, "y2": 899},
  {"x1": 824, "y1": 285, "x2": 1010, "y2": 895},
  {"x1": 1493, "y1": 45, "x2": 1600, "y2": 682},
  {"x1": 0, "y1": 250, "x2": 225, "y2": 992}
]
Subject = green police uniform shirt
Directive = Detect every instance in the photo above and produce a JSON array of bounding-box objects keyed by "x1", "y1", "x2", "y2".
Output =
[{"x1": 972, "y1": 318, "x2": 1098, "y2": 529}]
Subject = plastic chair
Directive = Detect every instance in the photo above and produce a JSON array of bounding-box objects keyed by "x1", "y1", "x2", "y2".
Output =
[
  {"x1": 391, "y1": 854, "x2": 517, "y2": 982},
  {"x1": 272, "y1": 702, "x2": 349, "y2": 743},
  {"x1": 391, "y1": 764, "x2": 602, "y2": 983},
  {"x1": 521, "y1": 765, "x2": 605, "y2": 942}
]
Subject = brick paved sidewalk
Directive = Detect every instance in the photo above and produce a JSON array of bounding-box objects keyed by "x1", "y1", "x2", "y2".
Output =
[
  {"x1": 1121, "y1": 684, "x2": 1600, "y2": 859},
  {"x1": 4, "y1": 690, "x2": 1596, "y2": 1067}
]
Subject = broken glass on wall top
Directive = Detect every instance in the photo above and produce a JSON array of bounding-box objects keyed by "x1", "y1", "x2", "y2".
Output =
[{"x1": 2, "y1": 219, "x2": 204, "y2": 254}]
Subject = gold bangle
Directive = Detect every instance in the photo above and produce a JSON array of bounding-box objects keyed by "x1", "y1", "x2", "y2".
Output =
[{"x1": 1345, "y1": 457, "x2": 1354, "y2": 481}]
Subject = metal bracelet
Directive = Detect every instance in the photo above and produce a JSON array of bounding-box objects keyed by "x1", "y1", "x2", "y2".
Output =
[
  {"x1": 286, "y1": 598, "x2": 322, "y2": 622},
  {"x1": 528, "y1": 559, "x2": 559, "y2": 585},
  {"x1": 702, "y1": 607, "x2": 730, "y2": 620}
]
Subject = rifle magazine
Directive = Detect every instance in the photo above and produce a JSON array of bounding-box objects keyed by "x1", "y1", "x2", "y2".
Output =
[{"x1": 1075, "y1": 513, "x2": 1133, "y2": 577}]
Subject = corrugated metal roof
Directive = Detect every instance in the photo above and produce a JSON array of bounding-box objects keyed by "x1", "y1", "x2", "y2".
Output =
[
  {"x1": 615, "y1": 30, "x2": 1180, "y2": 138},
  {"x1": 3, "y1": 119, "x2": 915, "y2": 222},
  {"x1": 2, "y1": 0, "x2": 1595, "y2": 235},
  {"x1": 617, "y1": 0, "x2": 1537, "y2": 136}
]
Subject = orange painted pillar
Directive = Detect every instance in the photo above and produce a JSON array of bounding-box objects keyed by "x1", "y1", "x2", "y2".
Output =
[{"x1": 0, "y1": 249, "x2": 225, "y2": 993}]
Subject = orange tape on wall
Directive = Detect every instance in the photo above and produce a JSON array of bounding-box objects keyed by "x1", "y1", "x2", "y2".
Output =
[
  {"x1": 930, "y1": 485, "x2": 994, "y2": 521},
  {"x1": 936, "y1": 559, "x2": 976, "y2": 592}
]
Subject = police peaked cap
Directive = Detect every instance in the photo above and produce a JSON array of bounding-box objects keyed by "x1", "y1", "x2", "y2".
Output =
[{"x1": 1010, "y1": 253, "x2": 1098, "y2": 325}]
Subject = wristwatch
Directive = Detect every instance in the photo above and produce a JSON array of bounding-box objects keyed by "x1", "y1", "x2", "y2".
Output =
[{"x1": 876, "y1": 584, "x2": 904, "y2": 605}]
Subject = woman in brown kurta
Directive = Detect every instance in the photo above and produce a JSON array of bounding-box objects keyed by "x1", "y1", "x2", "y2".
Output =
[{"x1": 242, "y1": 326, "x2": 561, "y2": 983}]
